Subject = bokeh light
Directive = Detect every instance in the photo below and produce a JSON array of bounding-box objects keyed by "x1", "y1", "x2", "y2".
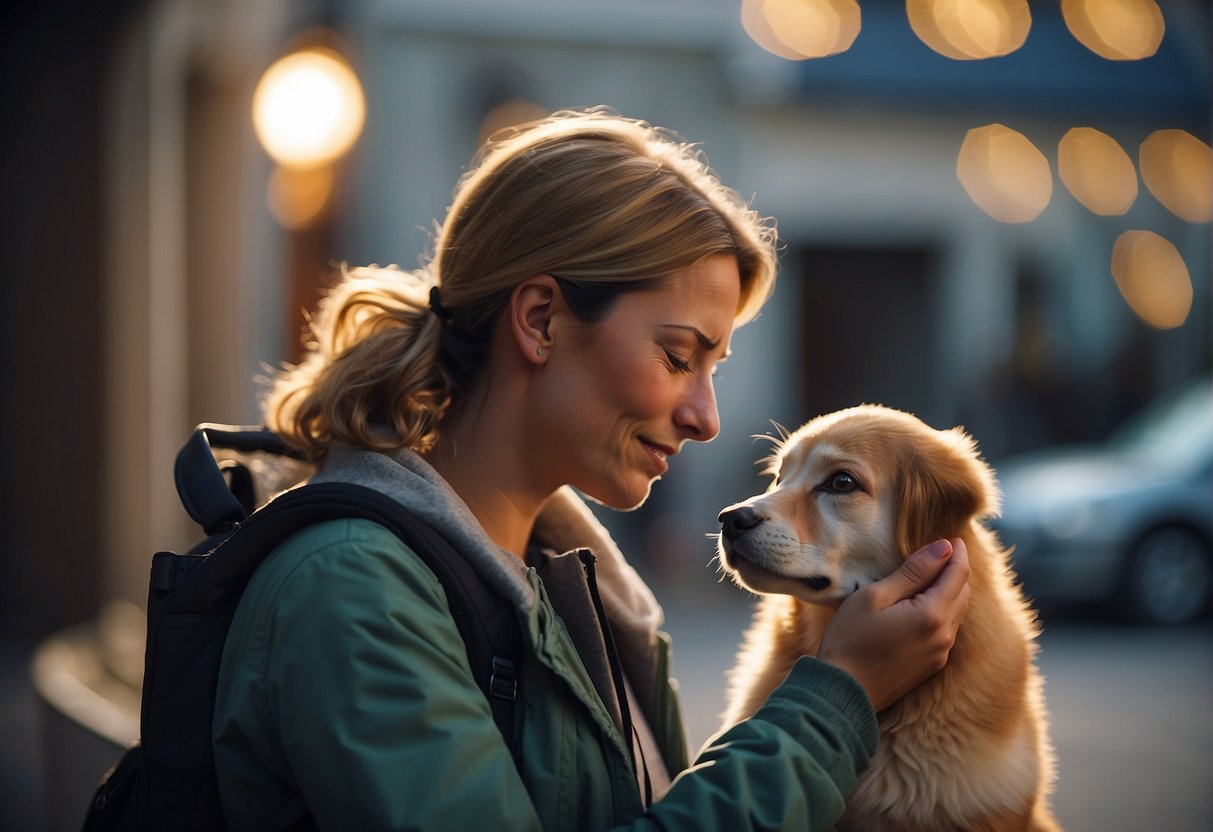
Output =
[
  {"x1": 742, "y1": 0, "x2": 804, "y2": 60},
  {"x1": 1057, "y1": 127, "x2": 1138, "y2": 215},
  {"x1": 266, "y1": 164, "x2": 335, "y2": 230},
  {"x1": 252, "y1": 47, "x2": 366, "y2": 168},
  {"x1": 1139, "y1": 130, "x2": 1213, "y2": 223},
  {"x1": 1061, "y1": 0, "x2": 1164, "y2": 61},
  {"x1": 907, "y1": 0, "x2": 1031, "y2": 60},
  {"x1": 741, "y1": 0, "x2": 862, "y2": 60},
  {"x1": 477, "y1": 98, "x2": 550, "y2": 148},
  {"x1": 957, "y1": 124, "x2": 1053, "y2": 223},
  {"x1": 1111, "y1": 230, "x2": 1193, "y2": 329}
]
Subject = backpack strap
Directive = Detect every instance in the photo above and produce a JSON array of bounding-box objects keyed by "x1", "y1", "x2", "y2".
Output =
[{"x1": 165, "y1": 481, "x2": 522, "y2": 756}]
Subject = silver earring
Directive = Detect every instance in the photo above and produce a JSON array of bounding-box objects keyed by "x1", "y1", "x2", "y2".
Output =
[{"x1": 535, "y1": 346, "x2": 543, "y2": 357}]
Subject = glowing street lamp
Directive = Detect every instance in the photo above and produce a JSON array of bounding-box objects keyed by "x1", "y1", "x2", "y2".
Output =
[
  {"x1": 253, "y1": 45, "x2": 365, "y2": 229},
  {"x1": 253, "y1": 46, "x2": 366, "y2": 168}
]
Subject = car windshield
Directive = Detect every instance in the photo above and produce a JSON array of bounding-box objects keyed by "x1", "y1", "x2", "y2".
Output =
[{"x1": 1109, "y1": 378, "x2": 1213, "y2": 468}]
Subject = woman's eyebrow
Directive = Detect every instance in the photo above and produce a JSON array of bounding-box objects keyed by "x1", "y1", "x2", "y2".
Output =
[{"x1": 658, "y1": 324, "x2": 720, "y2": 350}]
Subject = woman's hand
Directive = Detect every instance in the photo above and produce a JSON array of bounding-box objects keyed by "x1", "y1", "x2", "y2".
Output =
[{"x1": 817, "y1": 538, "x2": 971, "y2": 712}]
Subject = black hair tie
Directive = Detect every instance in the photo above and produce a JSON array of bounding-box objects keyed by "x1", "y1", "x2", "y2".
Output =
[{"x1": 428, "y1": 285, "x2": 454, "y2": 322}]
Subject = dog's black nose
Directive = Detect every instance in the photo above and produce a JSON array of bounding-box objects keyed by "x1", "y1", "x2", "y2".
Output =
[{"x1": 719, "y1": 506, "x2": 764, "y2": 540}]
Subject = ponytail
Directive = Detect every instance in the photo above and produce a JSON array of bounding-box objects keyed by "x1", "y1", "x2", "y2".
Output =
[{"x1": 263, "y1": 266, "x2": 453, "y2": 460}]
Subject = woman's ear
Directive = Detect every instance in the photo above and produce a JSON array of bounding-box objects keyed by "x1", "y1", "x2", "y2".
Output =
[{"x1": 508, "y1": 275, "x2": 561, "y2": 365}]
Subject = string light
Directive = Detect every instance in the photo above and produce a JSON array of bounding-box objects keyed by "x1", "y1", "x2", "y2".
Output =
[
  {"x1": 741, "y1": 0, "x2": 862, "y2": 60},
  {"x1": 907, "y1": 0, "x2": 1031, "y2": 60},
  {"x1": 1139, "y1": 130, "x2": 1213, "y2": 223},
  {"x1": 1057, "y1": 127, "x2": 1138, "y2": 216},
  {"x1": 1111, "y1": 231, "x2": 1193, "y2": 329},
  {"x1": 1061, "y1": 0, "x2": 1164, "y2": 61},
  {"x1": 956, "y1": 124, "x2": 1053, "y2": 222}
]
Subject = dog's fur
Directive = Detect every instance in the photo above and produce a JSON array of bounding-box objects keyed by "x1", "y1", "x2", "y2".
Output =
[{"x1": 717, "y1": 405, "x2": 1059, "y2": 832}]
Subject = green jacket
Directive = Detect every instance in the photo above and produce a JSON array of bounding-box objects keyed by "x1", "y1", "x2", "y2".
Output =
[{"x1": 213, "y1": 446, "x2": 877, "y2": 831}]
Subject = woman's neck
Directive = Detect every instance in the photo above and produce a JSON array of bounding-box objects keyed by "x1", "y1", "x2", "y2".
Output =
[{"x1": 425, "y1": 397, "x2": 546, "y2": 560}]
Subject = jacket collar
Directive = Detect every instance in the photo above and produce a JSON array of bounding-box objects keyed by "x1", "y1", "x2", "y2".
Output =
[{"x1": 310, "y1": 443, "x2": 666, "y2": 642}]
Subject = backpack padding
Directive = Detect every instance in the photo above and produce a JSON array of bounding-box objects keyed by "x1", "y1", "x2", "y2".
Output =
[{"x1": 173, "y1": 424, "x2": 305, "y2": 536}]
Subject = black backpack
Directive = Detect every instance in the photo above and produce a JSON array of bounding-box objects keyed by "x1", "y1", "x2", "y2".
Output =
[{"x1": 82, "y1": 425, "x2": 522, "y2": 831}]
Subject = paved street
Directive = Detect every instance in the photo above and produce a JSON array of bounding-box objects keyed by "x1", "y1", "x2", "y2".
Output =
[{"x1": 658, "y1": 577, "x2": 1213, "y2": 832}]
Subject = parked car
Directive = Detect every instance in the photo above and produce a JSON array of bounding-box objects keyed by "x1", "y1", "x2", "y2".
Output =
[{"x1": 992, "y1": 377, "x2": 1212, "y2": 625}]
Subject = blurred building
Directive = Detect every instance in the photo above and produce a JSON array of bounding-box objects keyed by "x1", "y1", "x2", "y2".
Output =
[{"x1": 3, "y1": 0, "x2": 1210, "y2": 825}]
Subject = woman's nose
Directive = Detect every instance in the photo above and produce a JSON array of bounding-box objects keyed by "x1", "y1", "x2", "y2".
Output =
[{"x1": 675, "y1": 376, "x2": 720, "y2": 442}]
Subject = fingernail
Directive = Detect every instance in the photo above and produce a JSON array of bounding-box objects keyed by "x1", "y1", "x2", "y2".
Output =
[{"x1": 924, "y1": 539, "x2": 951, "y2": 560}]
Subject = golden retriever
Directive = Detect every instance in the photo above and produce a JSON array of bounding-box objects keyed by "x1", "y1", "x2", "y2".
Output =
[{"x1": 717, "y1": 405, "x2": 1059, "y2": 831}]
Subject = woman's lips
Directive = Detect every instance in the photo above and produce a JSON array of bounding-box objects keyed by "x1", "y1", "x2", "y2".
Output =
[{"x1": 639, "y1": 438, "x2": 674, "y2": 473}]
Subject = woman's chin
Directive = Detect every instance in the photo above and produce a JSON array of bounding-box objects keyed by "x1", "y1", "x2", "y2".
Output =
[{"x1": 579, "y1": 478, "x2": 656, "y2": 512}]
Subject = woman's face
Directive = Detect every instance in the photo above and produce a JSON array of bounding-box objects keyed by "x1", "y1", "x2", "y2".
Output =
[{"x1": 534, "y1": 254, "x2": 741, "y2": 510}]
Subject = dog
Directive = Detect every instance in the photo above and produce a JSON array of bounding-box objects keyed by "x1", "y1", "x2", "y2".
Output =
[{"x1": 717, "y1": 405, "x2": 1059, "y2": 831}]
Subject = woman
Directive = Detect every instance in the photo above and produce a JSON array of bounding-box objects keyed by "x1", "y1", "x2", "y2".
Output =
[{"x1": 213, "y1": 110, "x2": 970, "y2": 830}]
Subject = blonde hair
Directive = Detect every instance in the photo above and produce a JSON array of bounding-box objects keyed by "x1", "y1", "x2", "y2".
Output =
[{"x1": 264, "y1": 109, "x2": 778, "y2": 459}]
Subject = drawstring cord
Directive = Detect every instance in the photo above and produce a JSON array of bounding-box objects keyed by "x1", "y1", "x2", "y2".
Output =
[{"x1": 578, "y1": 550, "x2": 654, "y2": 808}]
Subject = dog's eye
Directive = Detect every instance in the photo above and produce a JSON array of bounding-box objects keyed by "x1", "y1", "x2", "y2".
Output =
[{"x1": 823, "y1": 472, "x2": 860, "y2": 493}]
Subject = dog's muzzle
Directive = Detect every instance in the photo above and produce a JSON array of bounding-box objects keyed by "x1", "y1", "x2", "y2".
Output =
[{"x1": 719, "y1": 505, "x2": 834, "y2": 593}]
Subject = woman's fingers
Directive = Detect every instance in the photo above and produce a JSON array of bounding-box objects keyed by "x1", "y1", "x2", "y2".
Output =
[
  {"x1": 868, "y1": 539, "x2": 955, "y2": 607},
  {"x1": 818, "y1": 538, "x2": 973, "y2": 712}
]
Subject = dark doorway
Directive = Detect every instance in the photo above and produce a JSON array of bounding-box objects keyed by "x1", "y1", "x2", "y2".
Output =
[{"x1": 797, "y1": 245, "x2": 941, "y2": 424}]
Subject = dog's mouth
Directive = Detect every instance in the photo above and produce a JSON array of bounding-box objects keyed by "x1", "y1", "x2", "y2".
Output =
[
  {"x1": 721, "y1": 542, "x2": 859, "y2": 604},
  {"x1": 801, "y1": 575, "x2": 833, "y2": 592},
  {"x1": 795, "y1": 572, "x2": 863, "y2": 601}
]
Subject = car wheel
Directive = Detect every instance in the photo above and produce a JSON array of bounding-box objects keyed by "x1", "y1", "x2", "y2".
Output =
[{"x1": 1121, "y1": 526, "x2": 1212, "y2": 625}]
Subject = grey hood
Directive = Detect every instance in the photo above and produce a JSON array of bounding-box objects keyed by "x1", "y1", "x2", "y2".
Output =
[{"x1": 308, "y1": 442, "x2": 666, "y2": 672}]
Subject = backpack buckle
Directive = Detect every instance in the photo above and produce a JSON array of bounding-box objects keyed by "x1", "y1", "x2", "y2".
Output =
[{"x1": 490, "y1": 656, "x2": 517, "y2": 700}]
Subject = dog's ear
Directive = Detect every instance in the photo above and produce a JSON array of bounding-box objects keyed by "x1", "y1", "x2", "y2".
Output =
[{"x1": 896, "y1": 426, "x2": 1000, "y2": 556}]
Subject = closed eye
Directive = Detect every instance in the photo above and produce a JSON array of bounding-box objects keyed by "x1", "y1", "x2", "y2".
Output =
[{"x1": 662, "y1": 348, "x2": 693, "y2": 374}]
